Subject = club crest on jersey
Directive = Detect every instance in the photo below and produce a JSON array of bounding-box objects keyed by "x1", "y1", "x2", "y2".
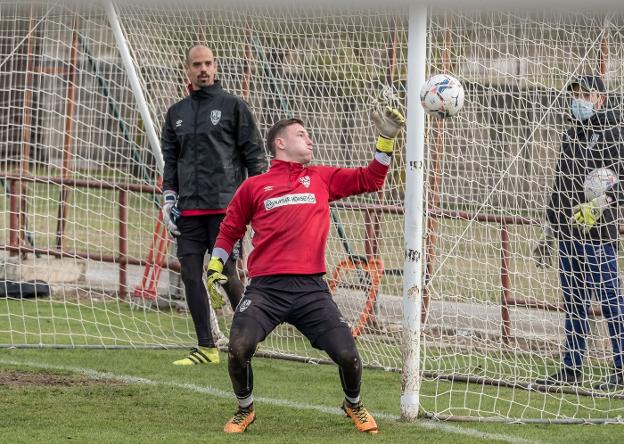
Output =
[
  {"x1": 238, "y1": 299, "x2": 251, "y2": 312},
  {"x1": 210, "y1": 110, "x2": 221, "y2": 125},
  {"x1": 298, "y1": 176, "x2": 311, "y2": 188}
]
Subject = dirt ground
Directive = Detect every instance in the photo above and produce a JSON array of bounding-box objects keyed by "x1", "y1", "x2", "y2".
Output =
[{"x1": 0, "y1": 370, "x2": 124, "y2": 387}]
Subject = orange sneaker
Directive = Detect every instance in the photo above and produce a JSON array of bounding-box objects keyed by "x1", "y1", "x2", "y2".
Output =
[
  {"x1": 342, "y1": 400, "x2": 378, "y2": 434},
  {"x1": 223, "y1": 405, "x2": 256, "y2": 434}
]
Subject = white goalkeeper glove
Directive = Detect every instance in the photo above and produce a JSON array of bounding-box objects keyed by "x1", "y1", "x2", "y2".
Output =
[
  {"x1": 533, "y1": 223, "x2": 555, "y2": 268},
  {"x1": 162, "y1": 190, "x2": 181, "y2": 237},
  {"x1": 371, "y1": 106, "x2": 405, "y2": 154},
  {"x1": 571, "y1": 194, "x2": 612, "y2": 231}
]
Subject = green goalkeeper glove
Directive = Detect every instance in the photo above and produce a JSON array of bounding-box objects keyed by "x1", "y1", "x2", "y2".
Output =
[
  {"x1": 571, "y1": 194, "x2": 611, "y2": 231},
  {"x1": 533, "y1": 223, "x2": 555, "y2": 268},
  {"x1": 205, "y1": 257, "x2": 228, "y2": 310},
  {"x1": 371, "y1": 106, "x2": 405, "y2": 154}
]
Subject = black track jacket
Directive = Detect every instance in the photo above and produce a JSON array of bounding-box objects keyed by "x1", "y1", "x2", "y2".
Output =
[{"x1": 161, "y1": 81, "x2": 267, "y2": 210}]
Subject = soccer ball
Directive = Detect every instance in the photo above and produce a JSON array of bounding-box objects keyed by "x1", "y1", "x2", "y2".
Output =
[
  {"x1": 420, "y1": 74, "x2": 465, "y2": 118},
  {"x1": 583, "y1": 167, "x2": 618, "y2": 201}
]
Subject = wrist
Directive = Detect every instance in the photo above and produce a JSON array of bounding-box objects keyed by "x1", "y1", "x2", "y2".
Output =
[
  {"x1": 163, "y1": 190, "x2": 177, "y2": 203},
  {"x1": 212, "y1": 247, "x2": 230, "y2": 264},
  {"x1": 374, "y1": 151, "x2": 392, "y2": 166},
  {"x1": 542, "y1": 223, "x2": 554, "y2": 240},
  {"x1": 208, "y1": 257, "x2": 224, "y2": 274},
  {"x1": 593, "y1": 194, "x2": 612, "y2": 209},
  {"x1": 376, "y1": 135, "x2": 394, "y2": 154}
]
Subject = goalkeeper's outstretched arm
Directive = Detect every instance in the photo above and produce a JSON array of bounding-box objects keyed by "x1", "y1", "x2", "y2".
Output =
[{"x1": 320, "y1": 106, "x2": 405, "y2": 201}]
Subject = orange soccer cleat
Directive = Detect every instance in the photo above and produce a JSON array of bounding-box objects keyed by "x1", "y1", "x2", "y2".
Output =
[
  {"x1": 223, "y1": 405, "x2": 256, "y2": 434},
  {"x1": 342, "y1": 400, "x2": 378, "y2": 434}
]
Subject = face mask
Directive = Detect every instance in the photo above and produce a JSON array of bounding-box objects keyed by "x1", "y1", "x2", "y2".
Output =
[{"x1": 570, "y1": 98, "x2": 595, "y2": 121}]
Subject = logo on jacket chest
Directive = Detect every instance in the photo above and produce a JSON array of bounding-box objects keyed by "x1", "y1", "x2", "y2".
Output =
[
  {"x1": 210, "y1": 110, "x2": 221, "y2": 125},
  {"x1": 298, "y1": 176, "x2": 311, "y2": 188},
  {"x1": 264, "y1": 193, "x2": 316, "y2": 211}
]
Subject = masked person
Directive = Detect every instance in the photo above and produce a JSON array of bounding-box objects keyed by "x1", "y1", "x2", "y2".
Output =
[{"x1": 534, "y1": 75, "x2": 624, "y2": 391}]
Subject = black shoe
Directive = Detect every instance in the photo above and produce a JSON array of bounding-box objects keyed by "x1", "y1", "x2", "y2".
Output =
[
  {"x1": 535, "y1": 367, "x2": 581, "y2": 386},
  {"x1": 594, "y1": 371, "x2": 624, "y2": 391}
]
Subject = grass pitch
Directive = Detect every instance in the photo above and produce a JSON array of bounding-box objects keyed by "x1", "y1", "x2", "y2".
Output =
[{"x1": 2, "y1": 348, "x2": 624, "y2": 444}]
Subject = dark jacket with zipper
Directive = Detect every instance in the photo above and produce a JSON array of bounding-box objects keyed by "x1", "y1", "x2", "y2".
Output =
[
  {"x1": 161, "y1": 81, "x2": 267, "y2": 210},
  {"x1": 547, "y1": 109, "x2": 624, "y2": 243}
]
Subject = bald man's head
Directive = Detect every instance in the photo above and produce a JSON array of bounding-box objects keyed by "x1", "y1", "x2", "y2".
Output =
[{"x1": 185, "y1": 45, "x2": 217, "y2": 90}]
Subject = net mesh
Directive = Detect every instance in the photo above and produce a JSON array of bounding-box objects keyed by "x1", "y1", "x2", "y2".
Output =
[{"x1": 2, "y1": 1, "x2": 624, "y2": 421}]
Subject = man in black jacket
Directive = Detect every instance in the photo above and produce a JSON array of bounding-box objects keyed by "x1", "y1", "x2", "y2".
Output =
[
  {"x1": 161, "y1": 45, "x2": 267, "y2": 365},
  {"x1": 534, "y1": 75, "x2": 624, "y2": 391}
]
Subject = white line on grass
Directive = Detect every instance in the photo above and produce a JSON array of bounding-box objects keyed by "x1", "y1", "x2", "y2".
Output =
[{"x1": 0, "y1": 358, "x2": 540, "y2": 444}]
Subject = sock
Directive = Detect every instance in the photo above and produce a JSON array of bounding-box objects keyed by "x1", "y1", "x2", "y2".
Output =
[
  {"x1": 345, "y1": 395, "x2": 360, "y2": 405},
  {"x1": 238, "y1": 395, "x2": 254, "y2": 409}
]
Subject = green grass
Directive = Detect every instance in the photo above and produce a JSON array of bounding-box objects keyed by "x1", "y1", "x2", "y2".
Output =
[
  {"x1": 0, "y1": 297, "x2": 391, "y2": 365},
  {"x1": 1, "y1": 297, "x2": 195, "y2": 347},
  {"x1": 4, "y1": 177, "x2": 624, "y2": 432},
  {"x1": 3, "y1": 299, "x2": 624, "y2": 427},
  {"x1": 2, "y1": 349, "x2": 624, "y2": 443}
]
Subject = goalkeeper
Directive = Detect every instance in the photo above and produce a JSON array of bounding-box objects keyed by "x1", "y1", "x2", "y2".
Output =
[
  {"x1": 205, "y1": 107, "x2": 404, "y2": 434},
  {"x1": 160, "y1": 45, "x2": 267, "y2": 366},
  {"x1": 534, "y1": 75, "x2": 624, "y2": 391}
]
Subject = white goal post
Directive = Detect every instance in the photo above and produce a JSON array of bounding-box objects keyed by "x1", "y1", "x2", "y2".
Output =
[
  {"x1": 401, "y1": 4, "x2": 427, "y2": 421},
  {"x1": 2, "y1": 0, "x2": 624, "y2": 423}
]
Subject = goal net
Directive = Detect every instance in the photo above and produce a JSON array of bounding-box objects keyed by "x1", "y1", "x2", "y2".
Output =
[{"x1": 2, "y1": 0, "x2": 624, "y2": 422}]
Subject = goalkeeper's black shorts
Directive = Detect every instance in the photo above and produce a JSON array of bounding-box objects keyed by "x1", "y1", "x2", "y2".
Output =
[{"x1": 231, "y1": 274, "x2": 350, "y2": 347}]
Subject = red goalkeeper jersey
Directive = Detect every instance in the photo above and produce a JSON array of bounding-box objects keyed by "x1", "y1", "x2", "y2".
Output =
[{"x1": 214, "y1": 158, "x2": 389, "y2": 277}]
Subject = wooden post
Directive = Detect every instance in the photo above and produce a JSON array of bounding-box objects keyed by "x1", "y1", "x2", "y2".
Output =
[
  {"x1": 118, "y1": 189, "x2": 128, "y2": 299},
  {"x1": 55, "y1": 29, "x2": 78, "y2": 250},
  {"x1": 500, "y1": 223, "x2": 511, "y2": 345},
  {"x1": 422, "y1": 15, "x2": 451, "y2": 324},
  {"x1": 18, "y1": 7, "x2": 36, "y2": 258}
]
